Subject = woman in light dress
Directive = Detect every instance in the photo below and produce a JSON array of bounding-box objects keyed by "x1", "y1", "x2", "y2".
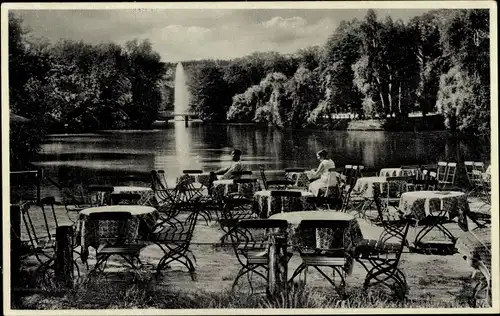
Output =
[{"x1": 308, "y1": 149, "x2": 337, "y2": 196}]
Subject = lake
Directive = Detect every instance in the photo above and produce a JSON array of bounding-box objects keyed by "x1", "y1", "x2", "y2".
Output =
[{"x1": 32, "y1": 121, "x2": 490, "y2": 195}]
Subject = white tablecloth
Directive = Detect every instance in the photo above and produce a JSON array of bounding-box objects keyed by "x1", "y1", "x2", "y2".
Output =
[
  {"x1": 253, "y1": 190, "x2": 315, "y2": 218},
  {"x1": 352, "y1": 176, "x2": 387, "y2": 198},
  {"x1": 399, "y1": 191, "x2": 470, "y2": 230},
  {"x1": 379, "y1": 168, "x2": 417, "y2": 177}
]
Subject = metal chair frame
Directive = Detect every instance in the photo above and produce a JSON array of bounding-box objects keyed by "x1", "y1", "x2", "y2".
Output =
[
  {"x1": 151, "y1": 209, "x2": 199, "y2": 281},
  {"x1": 227, "y1": 219, "x2": 290, "y2": 294},
  {"x1": 354, "y1": 184, "x2": 412, "y2": 299},
  {"x1": 87, "y1": 211, "x2": 144, "y2": 276},
  {"x1": 288, "y1": 219, "x2": 349, "y2": 297}
]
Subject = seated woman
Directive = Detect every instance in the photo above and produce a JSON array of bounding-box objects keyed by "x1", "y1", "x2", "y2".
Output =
[
  {"x1": 212, "y1": 149, "x2": 245, "y2": 180},
  {"x1": 308, "y1": 149, "x2": 337, "y2": 196}
]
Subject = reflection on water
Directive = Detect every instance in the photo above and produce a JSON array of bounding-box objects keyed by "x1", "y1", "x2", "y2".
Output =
[{"x1": 33, "y1": 123, "x2": 490, "y2": 190}]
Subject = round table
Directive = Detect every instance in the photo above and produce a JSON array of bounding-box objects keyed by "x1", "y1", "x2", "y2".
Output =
[
  {"x1": 112, "y1": 186, "x2": 153, "y2": 205},
  {"x1": 77, "y1": 205, "x2": 159, "y2": 261},
  {"x1": 269, "y1": 211, "x2": 360, "y2": 274},
  {"x1": 285, "y1": 171, "x2": 310, "y2": 188},
  {"x1": 177, "y1": 172, "x2": 212, "y2": 188},
  {"x1": 253, "y1": 190, "x2": 315, "y2": 218},
  {"x1": 399, "y1": 191, "x2": 470, "y2": 230},
  {"x1": 379, "y1": 168, "x2": 417, "y2": 177},
  {"x1": 352, "y1": 176, "x2": 387, "y2": 198},
  {"x1": 213, "y1": 179, "x2": 260, "y2": 198}
]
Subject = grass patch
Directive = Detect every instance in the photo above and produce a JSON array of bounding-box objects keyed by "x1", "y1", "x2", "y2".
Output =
[{"x1": 11, "y1": 269, "x2": 487, "y2": 310}]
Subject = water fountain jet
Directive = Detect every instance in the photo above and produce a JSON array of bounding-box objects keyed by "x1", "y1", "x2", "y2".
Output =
[{"x1": 174, "y1": 62, "x2": 191, "y2": 126}]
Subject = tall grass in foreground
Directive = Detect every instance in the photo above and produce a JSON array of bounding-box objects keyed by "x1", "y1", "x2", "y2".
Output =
[{"x1": 12, "y1": 270, "x2": 490, "y2": 309}]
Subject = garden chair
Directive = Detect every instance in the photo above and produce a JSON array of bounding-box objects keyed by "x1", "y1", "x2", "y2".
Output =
[
  {"x1": 21, "y1": 199, "x2": 83, "y2": 277},
  {"x1": 379, "y1": 176, "x2": 412, "y2": 214},
  {"x1": 315, "y1": 168, "x2": 343, "y2": 210},
  {"x1": 436, "y1": 161, "x2": 448, "y2": 180},
  {"x1": 150, "y1": 170, "x2": 209, "y2": 226},
  {"x1": 87, "y1": 211, "x2": 144, "y2": 276},
  {"x1": 340, "y1": 166, "x2": 367, "y2": 215},
  {"x1": 227, "y1": 218, "x2": 291, "y2": 294},
  {"x1": 20, "y1": 201, "x2": 56, "y2": 273},
  {"x1": 473, "y1": 162, "x2": 485, "y2": 173},
  {"x1": 464, "y1": 161, "x2": 475, "y2": 192},
  {"x1": 288, "y1": 219, "x2": 350, "y2": 297},
  {"x1": 217, "y1": 188, "x2": 259, "y2": 246},
  {"x1": 470, "y1": 170, "x2": 491, "y2": 217},
  {"x1": 440, "y1": 162, "x2": 458, "y2": 190},
  {"x1": 176, "y1": 175, "x2": 213, "y2": 225},
  {"x1": 150, "y1": 208, "x2": 199, "y2": 281},
  {"x1": 179, "y1": 169, "x2": 207, "y2": 199},
  {"x1": 352, "y1": 184, "x2": 412, "y2": 299}
]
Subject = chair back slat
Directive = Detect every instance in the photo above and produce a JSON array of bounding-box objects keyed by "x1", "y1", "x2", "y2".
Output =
[
  {"x1": 436, "y1": 161, "x2": 448, "y2": 183},
  {"x1": 259, "y1": 167, "x2": 268, "y2": 190},
  {"x1": 182, "y1": 169, "x2": 203, "y2": 174},
  {"x1": 269, "y1": 190, "x2": 302, "y2": 198}
]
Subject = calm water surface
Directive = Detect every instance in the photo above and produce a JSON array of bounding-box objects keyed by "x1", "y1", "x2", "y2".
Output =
[{"x1": 33, "y1": 122, "x2": 490, "y2": 190}]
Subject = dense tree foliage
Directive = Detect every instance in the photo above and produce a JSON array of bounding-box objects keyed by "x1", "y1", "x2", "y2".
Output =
[
  {"x1": 183, "y1": 9, "x2": 489, "y2": 132},
  {"x1": 8, "y1": 9, "x2": 491, "y2": 165}
]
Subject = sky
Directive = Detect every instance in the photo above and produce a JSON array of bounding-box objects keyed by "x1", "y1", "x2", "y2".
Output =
[{"x1": 12, "y1": 7, "x2": 436, "y2": 63}]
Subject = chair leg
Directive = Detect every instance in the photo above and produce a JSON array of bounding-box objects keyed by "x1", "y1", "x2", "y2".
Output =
[{"x1": 288, "y1": 263, "x2": 306, "y2": 285}]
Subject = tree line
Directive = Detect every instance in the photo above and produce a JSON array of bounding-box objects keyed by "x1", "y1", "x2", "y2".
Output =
[
  {"x1": 181, "y1": 9, "x2": 489, "y2": 134},
  {"x1": 180, "y1": 10, "x2": 490, "y2": 133},
  {"x1": 9, "y1": 12, "x2": 167, "y2": 166}
]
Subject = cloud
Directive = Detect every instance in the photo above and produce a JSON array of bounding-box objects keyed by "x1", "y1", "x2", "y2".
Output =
[
  {"x1": 13, "y1": 9, "x2": 434, "y2": 63},
  {"x1": 261, "y1": 16, "x2": 307, "y2": 29}
]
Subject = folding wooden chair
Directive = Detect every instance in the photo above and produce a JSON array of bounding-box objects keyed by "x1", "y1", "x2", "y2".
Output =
[
  {"x1": 228, "y1": 219, "x2": 291, "y2": 294},
  {"x1": 151, "y1": 209, "x2": 199, "y2": 281},
  {"x1": 217, "y1": 188, "x2": 258, "y2": 246},
  {"x1": 353, "y1": 185, "x2": 412, "y2": 299},
  {"x1": 87, "y1": 211, "x2": 144, "y2": 276},
  {"x1": 288, "y1": 219, "x2": 350, "y2": 297},
  {"x1": 20, "y1": 201, "x2": 56, "y2": 273},
  {"x1": 440, "y1": 162, "x2": 457, "y2": 190},
  {"x1": 436, "y1": 161, "x2": 448, "y2": 185}
]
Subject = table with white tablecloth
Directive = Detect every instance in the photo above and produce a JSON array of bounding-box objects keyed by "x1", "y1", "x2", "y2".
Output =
[
  {"x1": 253, "y1": 190, "x2": 315, "y2": 218},
  {"x1": 379, "y1": 168, "x2": 418, "y2": 177},
  {"x1": 352, "y1": 176, "x2": 387, "y2": 198},
  {"x1": 212, "y1": 179, "x2": 261, "y2": 199},
  {"x1": 76, "y1": 205, "x2": 159, "y2": 262},
  {"x1": 112, "y1": 186, "x2": 154, "y2": 206},
  {"x1": 399, "y1": 191, "x2": 471, "y2": 250},
  {"x1": 399, "y1": 191, "x2": 470, "y2": 230},
  {"x1": 269, "y1": 211, "x2": 385, "y2": 276}
]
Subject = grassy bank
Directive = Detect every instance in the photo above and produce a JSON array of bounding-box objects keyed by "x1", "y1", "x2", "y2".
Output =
[{"x1": 13, "y1": 270, "x2": 485, "y2": 310}]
